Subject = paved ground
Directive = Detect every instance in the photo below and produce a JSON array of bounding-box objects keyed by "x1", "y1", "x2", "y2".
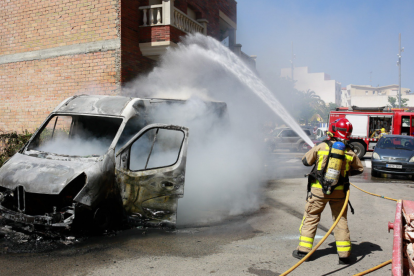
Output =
[{"x1": 0, "y1": 150, "x2": 413, "y2": 276}]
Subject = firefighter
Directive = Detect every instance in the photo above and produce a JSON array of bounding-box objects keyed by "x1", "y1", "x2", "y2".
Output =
[
  {"x1": 370, "y1": 129, "x2": 381, "y2": 138},
  {"x1": 379, "y1": 128, "x2": 388, "y2": 138},
  {"x1": 292, "y1": 118, "x2": 364, "y2": 264}
]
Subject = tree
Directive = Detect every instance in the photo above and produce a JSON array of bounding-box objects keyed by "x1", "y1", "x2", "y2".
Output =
[
  {"x1": 298, "y1": 90, "x2": 326, "y2": 125},
  {"x1": 304, "y1": 90, "x2": 326, "y2": 111},
  {"x1": 320, "y1": 102, "x2": 338, "y2": 122},
  {"x1": 327, "y1": 102, "x2": 338, "y2": 111},
  {"x1": 388, "y1": 96, "x2": 409, "y2": 108},
  {"x1": 266, "y1": 77, "x2": 328, "y2": 125}
]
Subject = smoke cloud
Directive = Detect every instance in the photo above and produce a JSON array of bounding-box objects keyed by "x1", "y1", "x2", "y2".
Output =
[
  {"x1": 37, "y1": 136, "x2": 112, "y2": 157},
  {"x1": 124, "y1": 33, "x2": 295, "y2": 225}
]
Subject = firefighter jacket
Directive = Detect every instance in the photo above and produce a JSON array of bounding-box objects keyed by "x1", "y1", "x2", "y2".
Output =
[
  {"x1": 370, "y1": 131, "x2": 381, "y2": 138},
  {"x1": 302, "y1": 141, "x2": 364, "y2": 196}
]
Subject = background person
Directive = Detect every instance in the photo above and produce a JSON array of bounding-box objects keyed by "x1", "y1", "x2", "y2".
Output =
[
  {"x1": 379, "y1": 128, "x2": 388, "y2": 138},
  {"x1": 370, "y1": 129, "x2": 381, "y2": 138}
]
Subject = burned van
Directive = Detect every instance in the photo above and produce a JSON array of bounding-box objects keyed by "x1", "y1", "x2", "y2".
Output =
[{"x1": 0, "y1": 95, "x2": 226, "y2": 230}]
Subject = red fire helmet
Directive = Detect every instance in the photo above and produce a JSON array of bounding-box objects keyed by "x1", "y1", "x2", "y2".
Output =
[{"x1": 331, "y1": 118, "x2": 353, "y2": 141}]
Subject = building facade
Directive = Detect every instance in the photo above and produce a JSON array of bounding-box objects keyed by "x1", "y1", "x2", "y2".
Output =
[
  {"x1": 0, "y1": 0, "x2": 240, "y2": 133},
  {"x1": 341, "y1": 84, "x2": 412, "y2": 107},
  {"x1": 280, "y1": 66, "x2": 342, "y2": 106}
]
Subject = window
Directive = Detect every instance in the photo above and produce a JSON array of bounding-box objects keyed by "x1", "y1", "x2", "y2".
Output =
[
  {"x1": 40, "y1": 115, "x2": 72, "y2": 143},
  {"x1": 116, "y1": 116, "x2": 147, "y2": 151},
  {"x1": 282, "y1": 130, "x2": 298, "y2": 137},
  {"x1": 273, "y1": 129, "x2": 283, "y2": 137},
  {"x1": 402, "y1": 117, "x2": 410, "y2": 127},
  {"x1": 28, "y1": 115, "x2": 122, "y2": 156},
  {"x1": 130, "y1": 128, "x2": 184, "y2": 171},
  {"x1": 187, "y1": 7, "x2": 196, "y2": 20}
]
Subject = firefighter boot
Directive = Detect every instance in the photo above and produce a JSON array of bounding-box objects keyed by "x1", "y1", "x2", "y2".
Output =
[
  {"x1": 292, "y1": 250, "x2": 309, "y2": 261},
  {"x1": 338, "y1": 257, "x2": 351, "y2": 265}
]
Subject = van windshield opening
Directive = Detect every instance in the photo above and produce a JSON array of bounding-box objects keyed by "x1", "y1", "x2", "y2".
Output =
[{"x1": 27, "y1": 115, "x2": 123, "y2": 157}]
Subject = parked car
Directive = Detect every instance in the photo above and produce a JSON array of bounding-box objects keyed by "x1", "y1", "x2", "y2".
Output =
[
  {"x1": 313, "y1": 135, "x2": 328, "y2": 146},
  {"x1": 0, "y1": 95, "x2": 226, "y2": 231},
  {"x1": 371, "y1": 135, "x2": 414, "y2": 177},
  {"x1": 266, "y1": 127, "x2": 312, "y2": 152},
  {"x1": 316, "y1": 127, "x2": 327, "y2": 139}
]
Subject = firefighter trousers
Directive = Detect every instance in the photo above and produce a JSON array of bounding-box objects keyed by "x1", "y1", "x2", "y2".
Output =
[{"x1": 297, "y1": 188, "x2": 351, "y2": 258}]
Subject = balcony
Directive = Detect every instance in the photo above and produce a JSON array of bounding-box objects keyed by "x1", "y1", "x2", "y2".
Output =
[
  {"x1": 140, "y1": 5, "x2": 207, "y2": 34},
  {"x1": 136, "y1": 0, "x2": 255, "y2": 69},
  {"x1": 138, "y1": 1, "x2": 208, "y2": 59}
]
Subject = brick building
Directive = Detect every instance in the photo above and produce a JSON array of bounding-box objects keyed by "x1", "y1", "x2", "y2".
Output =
[{"x1": 0, "y1": 0, "x2": 241, "y2": 133}]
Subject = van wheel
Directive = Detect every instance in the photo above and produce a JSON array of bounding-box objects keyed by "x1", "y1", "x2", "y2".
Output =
[
  {"x1": 371, "y1": 169, "x2": 379, "y2": 178},
  {"x1": 350, "y1": 142, "x2": 365, "y2": 159},
  {"x1": 93, "y1": 204, "x2": 112, "y2": 231},
  {"x1": 92, "y1": 200, "x2": 122, "y2": 231}
]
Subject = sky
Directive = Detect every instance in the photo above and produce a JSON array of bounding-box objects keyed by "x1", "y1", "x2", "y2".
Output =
[{"x1": 236, "y1": 0, "x2": 414, "y2": 91}]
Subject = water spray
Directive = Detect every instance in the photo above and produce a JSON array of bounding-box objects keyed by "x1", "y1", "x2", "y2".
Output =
[{"x1": 182, "y1": 34, "x2": 315, "y2": 148}]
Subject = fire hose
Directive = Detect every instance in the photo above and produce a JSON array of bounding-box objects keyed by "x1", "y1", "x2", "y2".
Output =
[{"x1": 280, "y1": 182, "x2": 399, "y2": 276}]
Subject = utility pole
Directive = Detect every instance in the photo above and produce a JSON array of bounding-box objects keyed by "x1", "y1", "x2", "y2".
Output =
[
  {"x1": 369, "y1": 71, "x2": 372, "y2": 87},
  {"x1": 397, "y1": 33, "x2": 404, "y2": 108},
  {"x1": 290, "y1": 42, "x2": 295, "y2": 81},
  {"x1": 290, "y1": 42, "x2": 296, "y2": 115}
]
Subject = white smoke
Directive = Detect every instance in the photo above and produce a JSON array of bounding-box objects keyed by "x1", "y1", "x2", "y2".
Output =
[
  {"x1": 37, "y1": 136, "x2": 111, "y2": 157},
  {"x1": 124, "y1": 33, "x2": 305, "y2": 225}
]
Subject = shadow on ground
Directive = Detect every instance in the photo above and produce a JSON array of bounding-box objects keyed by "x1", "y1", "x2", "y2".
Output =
[{"x1": 309, "y1": 241, "x2": 383, "y2": 276}]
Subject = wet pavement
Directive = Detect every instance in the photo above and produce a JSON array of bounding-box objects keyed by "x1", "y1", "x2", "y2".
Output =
[{"x1": 0, "y1": 150, "x2": 413, "y2": 275}]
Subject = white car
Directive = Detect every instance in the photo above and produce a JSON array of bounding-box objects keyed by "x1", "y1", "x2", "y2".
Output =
[{"x1": 316, "y1": 127, "x2": 327, "y2": 139}]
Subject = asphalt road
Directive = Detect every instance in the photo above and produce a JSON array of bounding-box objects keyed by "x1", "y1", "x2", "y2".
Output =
[{"x1": 0, "y1": 150, "x2": 413, "y2": 276}]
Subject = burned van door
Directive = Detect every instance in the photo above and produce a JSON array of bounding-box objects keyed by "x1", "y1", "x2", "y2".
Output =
[{"x1": 115, "y1": 124, "x2": 189, "y2": 227}]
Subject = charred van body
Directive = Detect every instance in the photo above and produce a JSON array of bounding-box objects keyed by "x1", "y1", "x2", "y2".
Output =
[{"x1": 0, "y1": 95, "x2": 226, "y2": 231}]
